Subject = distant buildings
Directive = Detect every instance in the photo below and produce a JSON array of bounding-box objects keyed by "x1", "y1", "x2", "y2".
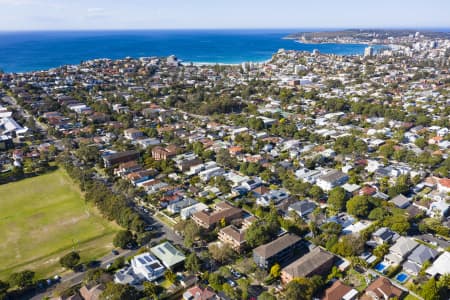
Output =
[{"x1": 364, "y1": 46, "x2": 374, "y2": 57}]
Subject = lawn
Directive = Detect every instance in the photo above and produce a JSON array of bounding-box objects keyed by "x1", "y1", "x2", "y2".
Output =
[{"x1": 0, "y1": 167, "x2": 119, "y2": 280}]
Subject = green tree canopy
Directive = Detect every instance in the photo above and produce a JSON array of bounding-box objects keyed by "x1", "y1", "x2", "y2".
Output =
[
  {"x1": 59, "y1": 251, "x2": 81, "y2": 270},
  {"x1": 113, "y1": 230, "x2": 134, "y2": 249},
  {"x1": 346, "y1": 195, "x2": 371, "y2": 218},
  {"x1": 328, "y1": 187, "x2": 347, "y2": 212}
]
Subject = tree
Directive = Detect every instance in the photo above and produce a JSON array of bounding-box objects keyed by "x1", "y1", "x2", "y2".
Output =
[
  {"x1": 208, "y1": 272, "x2": 223, "y2": 291},
  {"x1": 258, "y1": 291, "x2": 277, "y2": 300},
  {"x1": 309, "y1": 185, "x2": 324, "y2": 200},
  {"x1": 185, "y1": 253, "x2": 200, "y2": 273},
  {"x1": 143, "y1": 281, "x2": 158, "y2": 299},
  {"x1": 284, "y1": 277, "x2": 314, "y2": 300},
  {"x1": 84, "y1": 268, "x2": 109, "y2": 284},
  {"x1": 183, "y1": 220, "x2": 200, "y2": 248},
  {"x1": 383, "y1": 214, "x2": 410, "y2": 235},
  {"x1": 238, "y1": 278, "x2": 250, "y2": 300},
  {"x1": 222, "y1": 283, "x2": 240, "y2": 299},
  {"x1": 165, "y1": 270, "x2": 176, "y2": 284},
  {"x1": 59, "y1": 251, "x2": 80, "y2": 270},
  {"x1": 270, "y1": 263, "x2": 281, "y2": 279},
  {"x1": 9, "y1": 270, "x2": 35, "y2": 289},
  {"x1": 332, "y1": 234, "x2": 365, "y2": 257},
  {"x1": 346, "y1": 195, "x2": 371, "y2": 218},
  {"x1": 373, "y1": 243, "x2": 390, "y2": 258},
  {"x1": 208, "y1": 243, "x2": 234, "y2": 263},
  {"x1": 421, "y1": 278, "x2": 440, "y2": 300},
  {"x1": 216, "y1": 149, "x2": 235, "y2": 168},
  {"x1": 368, "y1": 207, "x2": 388, "y2": 220},
  {"x1": 328, "y1": 187, "x2": 347, "y2": 212},
  {"x1": 0, "y1": 280, "x2": 9, "y2": 295},
  {"x1": 113, "y1": 230, "x2": 134, "y2": 249},
  {"x1": 100, "y1": 282, "x2": 140, "y2": 300}
]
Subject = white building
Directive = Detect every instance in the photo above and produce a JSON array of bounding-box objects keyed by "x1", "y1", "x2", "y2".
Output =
[
  {"x1": 180, "y1": 203, "x2": 208, "y2": 220},
  {"x1": 130, "y1": 253, "x2": 165, "y2": 281}
]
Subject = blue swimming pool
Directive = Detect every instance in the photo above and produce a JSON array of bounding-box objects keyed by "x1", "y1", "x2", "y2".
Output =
[
  {"x1": 395, "y1": 272, "x2": 409, "y2": 283},
  {"x1": 374, "y1": 263, "x2": 387, "y2": 272}
]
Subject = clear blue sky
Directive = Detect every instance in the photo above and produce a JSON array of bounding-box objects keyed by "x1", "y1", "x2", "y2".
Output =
[{"x1": 0, "y1": 0, "x2": 449, "y2": 31}]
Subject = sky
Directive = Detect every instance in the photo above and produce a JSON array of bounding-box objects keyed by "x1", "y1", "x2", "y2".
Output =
[{"x1": 0, "y1": 0, "x2": 449, "y2": 31}]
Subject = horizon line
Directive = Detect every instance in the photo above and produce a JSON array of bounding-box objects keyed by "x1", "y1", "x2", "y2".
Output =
[{"x1": 1, "y1": 26, "x2": 450, "y2": 33}]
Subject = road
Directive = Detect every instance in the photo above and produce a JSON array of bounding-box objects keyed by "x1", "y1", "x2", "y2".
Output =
[
  {"x1": 412, "y1": 233, "x2": 450, "y2": 250},
  {"x1": 30, "y1": 205, "x2": 183, "y2": 299},
  {"x1": 2, "y1": 95, "x2": 49, "y2": 134},
  {"x1": 29, "y1": 249, "x2": 136, "y2": 300}
]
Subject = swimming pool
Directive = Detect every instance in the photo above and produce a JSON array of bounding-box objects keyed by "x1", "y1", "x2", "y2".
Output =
[
  {"x1": 374, "y1": 263, "x2": 387, "y2": 272},
  {"x1": 395, "y1": 272, "x2": 409, "y2": 283}
]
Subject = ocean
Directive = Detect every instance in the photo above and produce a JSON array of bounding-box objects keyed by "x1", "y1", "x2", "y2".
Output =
[{"x1": 0, "y1": 29, "x2": 375, "y2": 73}]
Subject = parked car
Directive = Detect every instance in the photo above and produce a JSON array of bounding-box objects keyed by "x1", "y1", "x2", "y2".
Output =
[{"x1": 112, "y1": 249, "x2": 119, "y2": 255}]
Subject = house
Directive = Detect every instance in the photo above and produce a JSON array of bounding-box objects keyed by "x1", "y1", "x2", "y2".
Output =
[
  {"x1": 150, "y1": 242, "x2": 186, "y2": 269},
  {"x1": 79, "y1": 284, "x2": 105, "y2": 300},
  {"x1": 114, "y1": 160, "x2": 141, "y2": 177},
  {"x1": 180, "y1": 203, "x2": 208, "y2": 220},
  {"x1": 281, "y1": 247, "x2": 335, "y2": 284},
  {"x1": 218, "y1": 225, "x2": 247, "y2": 252},
  {"x1": 253, "y1": 233, "x2": 303, "y2": 269},
  {"x1": 426, "y1": 251, "x2": 450, "y2": 277},
  {"x1": 288, "y1": 200, "x2": 317, "y2": 218},
  {"x1": 403, "y1": 244, "x2": 439, "y2": 275},
  {"x1": 316, "y1": 170, "x2": 349, "y2": 191},
  {"x1": 124, "y1": 128, "x2": 143, "y2": 140},
  {"x1": 0, "y1": 135, "x2": 13, "y2": 151},
  {"x1": 322, "y1": 280, "x2": 358, "y2": 300},
  {"x1": 372, "y1": 227, "x2": 398, "y2": 245},
  {"x1": 191, "y1": 201, "x2": 242, "y2": 229},
  {"x1": 183, "y1": 285, "x2": 219, "y2": 300},
  {"x1": 437, "y1": 178, "x2": 450, "y2": 193},
  {"x1": 256, "y1": 188, "x2": 290, "y2": 206},
  {"x1": 428, "y1": 199, "x2": 450, "y2": 218},
  {"x1": 390, "y1": 194, "x2": 411, "y2": 209},
  {"x1": 167, "y1": 198, "x2": 197, "y2": 214},
  {"x1": 360, "y1": 277, "x2": 404, "y2": 300},
  {"x1": 152, "y1": 145, "x2": 179, "y2": 161},
  {"x1": 103, "y1": 150, "x2": 140, "y2": 167},
  {"x1": 198, "y1": 166, "x2": 225, "y2": 182},
  {"x1": 385, "y1": 237, "x2": 419, "y2": 265},
  {"x1": 115, "y1": 252, "x2": 166, "y2": 284}
]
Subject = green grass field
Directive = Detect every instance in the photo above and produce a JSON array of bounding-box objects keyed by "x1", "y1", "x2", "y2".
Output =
[{"x1": 0, "y1": 167, "x2": 119, "y2": 280}]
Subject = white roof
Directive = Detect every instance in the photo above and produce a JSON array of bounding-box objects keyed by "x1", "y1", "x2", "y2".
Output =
[{"x1": 426, "y1": 251, "x2": 450, "y2": 276}]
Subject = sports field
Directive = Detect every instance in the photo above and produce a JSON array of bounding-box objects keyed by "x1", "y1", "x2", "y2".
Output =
[{"x1": 0, "y1": 168, "x2": 119, "y2": 279}]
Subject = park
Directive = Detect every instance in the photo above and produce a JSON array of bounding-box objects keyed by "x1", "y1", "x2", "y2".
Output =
[{"x1": 0, "y1": 167, "x2": 119, "y2": 280}]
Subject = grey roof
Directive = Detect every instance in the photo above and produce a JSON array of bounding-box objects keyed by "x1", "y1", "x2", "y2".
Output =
[
  {"x1": 407, "y1": 244, "x2": 439, "y2": 265},
  {"x1": 319, "y1": 170, "x2": 348, "y2": 183},
  {"x1": 390, "y1": 237, "x2": 419, "y2": 257},
  {"x1": 373, "y1": 227, "x2": 395, "y2": 241},
  {"x1": 403, "y1": 261, "x2": 421, "y2": 274},
  {"x1": 253, "y1": 233, "x2": 301, "y2": 259},
  {"x1": 288, "y1": 201, "x2": 317, "y2": 215},
  {"x1": 390, "y1": 194, "x2": 411, "y2": 208}
]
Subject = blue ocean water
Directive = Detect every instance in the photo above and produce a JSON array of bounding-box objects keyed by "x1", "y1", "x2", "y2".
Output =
[{"x1": 0, "y1": 29, "x2": 374, "y2": 73}]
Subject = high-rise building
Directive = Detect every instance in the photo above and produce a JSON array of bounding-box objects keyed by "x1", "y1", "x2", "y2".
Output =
[{"x1": 364, "y1": 46, "x2": 374, "y2": 57}]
